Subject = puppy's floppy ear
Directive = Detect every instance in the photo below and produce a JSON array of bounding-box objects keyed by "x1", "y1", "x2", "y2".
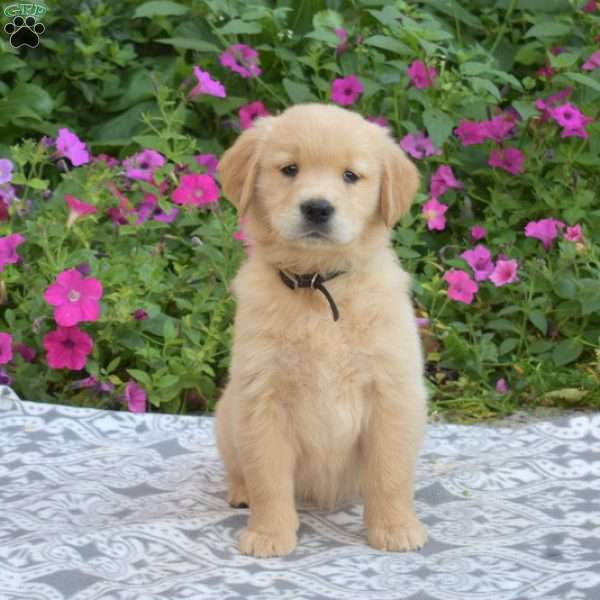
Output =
[
  {"x1": 380, "y1": 139, "x2": 420, "y2": 228},
  {"x1": 218, "y1": 117, "x2": 273, "y2": 216}
]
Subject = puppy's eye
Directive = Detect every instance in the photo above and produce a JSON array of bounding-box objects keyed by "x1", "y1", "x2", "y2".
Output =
[
  {"x1": 281, "y1": 164, "x2": 298, "y2": 177},
  {"x1": 343, "y1": 170, "x2": 359, "y2": 184}
]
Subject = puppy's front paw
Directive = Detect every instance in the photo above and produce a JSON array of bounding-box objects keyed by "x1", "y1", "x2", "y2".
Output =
[
  {"x1": 239, "y1": 528, "x2": 297, "y2": 558},
  {"x1": 367, "y1": 517, "x2": 427, "y2": 552}
]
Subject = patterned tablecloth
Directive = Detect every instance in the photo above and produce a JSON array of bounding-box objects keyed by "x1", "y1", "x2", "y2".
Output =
[{"x1": 1, "y1": 385, "x2": 599, "y2": 600}]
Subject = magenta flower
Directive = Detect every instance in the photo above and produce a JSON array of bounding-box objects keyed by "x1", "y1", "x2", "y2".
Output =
[
  {"x1": 172, "y1": 174, "x2": 219, "y2": 206},
  {"x1": 489, "y1": 259, "x2": 519, "y2": 287},
  {"x1": 44, "y1": 269, "x2": 103, "y2": 327},
  {"x1": 366, "y1": 115, "x2": 389, "y2": 128},
  {"x1": 123, "y1": 150, "x2": 166, "y2": 182},
  {"x1": 583, "y1": 50, "x2": 600, "y2": 71},
  {"x1": 399, "y1": 131, "x2": 442, "y2": 159},
  {"x1": 495, "y1": 378, "x2": 509, "y2": 394},
  {"x1": 471, "y1": 225, "x2": 487, "y2": 241},
  {"x1": 564, "y1": 224, "x2": 583, "y2": 242},
  {"x1": 65, "y1": 195, "x2": 96, "y2": 227},
  {"x1": 535, "y1": 88, "x2": 573, "y2": 123},
  {"x1": 220, "y1": 44, "x2": 261, "y2": 78},
  {"x1": 55, "y1": 128, "x2": 90, "y2": 167},
  {"x1": 461, "y1": 245, "x2": 495, "y2": 281},
  {"x1": 0, "y1": 233, "x2": 25, "y2": 272},
  {"x1": 407, "y1": 60, "x2": 437, "y2": 89},
  {"x1": 71, "y1": 376, "x2": 114, "y2": 394},
  {"x1": 44, "y1": 326, "x2": 93, "y2": 370},
  {"x1": 0, "y1": 368, "x2": 11, "y2": 385},
  {"x1": 125, "y1": 381, "x2": 146, "y2": 413},
  {"x1": 431, "y1": 165, "x2": 462, "y2": 198},
  {"x1": 582, "y1": 0, "x2": 597, "y2": 12},
  {"x1": 335, "y1": 28, "x2": 349, "y2": 56},
  {"x1": 0, "y1": 332, "x2": 12, "y2": 365},
  {"x1": 239, "y1": 101, "x2": 270, "y2": 130},
  {"x1": 190, "y1": 66, "x2": 226, "y2": 98},
  {"x1": 483, "y1": 115, "x2": 516, "y2": 143},
  {"x1": 537, "y1": 64, "x2": 554, "y2": 79},
  {"x1": 549, "y1": 103, "x2": 593, "y2": 139},
  {"x1": 525, "y1": 218, "x2": 565, "y2": 250},
  {"x1": 94, "y1": 153, "x2": 119, "y2": 167},
  {"x1": 195, "y1": 153, "x2": 219, "y2": 175},
  {"x1": 422, "y1": 198, "x2": 448, "y2": 231},
  {"x1": 233, "y1": 216, "x2": 254, "y2": 256},
  {"x1": 331, "y1": 75, "x2": 364, "y2": 106},
  {"x1": 455, "y1": 120, "x2": 487, "y2": 146},
  {"x1": 135, "y1": 194, "x2": 178, "y2": 224},
  {"x1": 488, "y1": 147, "x2": 524, "y2": 175},
  {"x1": 0, "y1": 159, "x2": 13, "y2": 184},
  {"x1": 444, "y1": 270, "x2": 479, "y2": 304},
  {"x1": 15, "y1": 342, "x2": 36, "y2": 363},
  {"x1": 132, "y1": 309, "x2": 149, "y2": 321}
]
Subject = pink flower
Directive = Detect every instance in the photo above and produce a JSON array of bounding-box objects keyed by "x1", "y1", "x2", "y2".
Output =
[
  {"x1": 44, "y1": 326, "x2": 93, "y2": 370},
  {"x1": 331, "y1": 75, "x2": 364, "y2": 106},
  {"x1": 582, "y1": 0, "x2": 597, "y2": 12},
  {"x1": 125, "y1": 381, "x2": 146, "y2": 413},
  {"x1": 239, "y1": 101, "x2": 270, "y2": 130},
  {"x1": 335, "y1": 28, "x2": 349, "y2": 56},
  {"x1": 422, "y1": 198, "x2": 448, "y2": 231},
  {"x1": 582, "y1": 50, "x2": 600, "y2": 71},
  {"x1": 94, "y1": 153, "x2": 119, "y2": 167},
  {"x1": 0, "y1": 233, "x2": 25, "y2": 272},
  {"x1": 564, "y1": 224, "x2": 583, "y2": 242},
  {"x1": 488, "y1": 147, "x2": 524, "y2": 175},
  {"x1": 399, "y1": 131, "x2": 442, "y2": 159},
  {"x1": 232, "y1": 216, "x2": 254, "y2": 256},
  {"x1": 455, "y1": 120, "x2": 488, "y2": 146},
  {"x1": 416, "y1": 317, "x2": 430, "y2": 329},
  {"x1": 190, "y1": 66, "x2": 226, "y2": 98},
  {"x1": 489, "y1": 259, "x2": 519, "y2": 287},
  {"x1": 366, "y1": 115, "x2": 389, "y2": 128},
  {"x1": 135, "y1": 194, "x2": 179, "y2": 225},
  {"x1": 461, "y1": 245, "x2": 495, "y2": 281},
  {"x1": 537, "y1": 64, "x2": 554, "y2": 79},
  {"x1": 444, "y1": 270, "x2": 479, "y2": 304},
  {"x1": 65, "y1": 195, "x2": 96, "y2": 227},
  {"x1": 407, "y1": 60, "x2": 437, "y2": 89},
  {"x1": 471, "y1": 225, "x2": 487, "y2": 241},
  {"x1": 535, "y1": 88, "x2": 573, "y2": 122},
  {"x1": 55, "y1": 128, "x2": 91, "y2": 167},
  {"x1": 495, "y1": 378, "x2": 508, "y2": 394},
  {"x1": 44, "y1": 269, "x2": 103, "y2": 327},
  {"x1": 525, "y1": 218, "x2": 565, "y2": 250},
  {"x1": 195, "y1": 153, "x2": 219, "y2": 175},
  {"x1": 220, "y1": 44, "x2": 261, "y2": 78},
  {"x1": 0, "y1": 159, "x2": 13, "y2": 184},
  {"x1": 172, "y1": 174, "x2": 219, "y2": 206},
  {"x1": 132, "y1": 309, "x2": 149, "y2": 321},
  {"x1": 123, "y1": 150, "x2": 166, "y2": 182},
  {"x1": 430, "y1": 165, "x2": 462, "y2": 198},
  {"x1": 15, "y1": 343, "x2": 36, "y2": 362},
  {"x1": 483, "y1": 114, "x2": 516, "y2": 143},
  {"x1": 0, "y1": 332, "x2": 13, "y2": 365},
  {"x1": 549, "y1": 103, "x2": 593, "y2": 139}
]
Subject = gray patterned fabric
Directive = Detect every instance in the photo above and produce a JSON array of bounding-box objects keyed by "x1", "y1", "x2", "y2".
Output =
[{"x1": 1, "y1": 385, "x2": 599, "y2": 600}]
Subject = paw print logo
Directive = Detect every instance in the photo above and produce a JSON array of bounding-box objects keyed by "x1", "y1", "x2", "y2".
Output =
[{"x1": 4, "y1": 15, "x2": 45, "y2": 48}]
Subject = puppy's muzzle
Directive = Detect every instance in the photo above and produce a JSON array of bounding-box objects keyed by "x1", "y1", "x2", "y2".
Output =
[{"x1": 300, "y1": 198, "x2": 335, "y2": 225}]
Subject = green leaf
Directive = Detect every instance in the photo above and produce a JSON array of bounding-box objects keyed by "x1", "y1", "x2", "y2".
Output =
[
  {"x1": 422, "y1": 108, "x2": 454, "y2": 147},
  {"x1": 525, "y1": 22, "x2": 571, "y2": 38},
  {"x1": 156, "y1": 37, "x2": 220, "y2": 52},
  {"x1": 163, "y1": 319, "x2": 177, "y2": 341},
  {"x1": 529, "y1": 340, "x2": 554, "y2": 354},
  {"x1": 282, "y1": 78, "x2": 318, "y2": 103},
  {"x1": 552, "y1": 339, "x2": 583, "y2": 366},
  {"x1": 578, "y1": 279, "x2": 600, "y2": 315},
  {"x1": 468, "y1": 77, "x2": 501, "y2": 101},
  {"x1": 134, "y1": 1, "x2": 188, "y2": 18},
  {"x1": 363, "y1": 35, "x2": 410, "y2": 55},
  {"x1": 512, "y1": 100, "x2": 538, "y2": 121},
  {"x1": 486, "y1": 319, "x2": 518, "y2": 333},
  {"x1": 564, "y1": 72, "x2": 600, "y2": 94},
  {"x1": 499, "y1": 338, "x2": 519, "y2": 355},
  {"x1": 528, "y1": 310, "x2": 547, "y2": 335},
  {"x1": 305, "y1": 30, "x2": 340, "y2": 45},
  {"x1": 157, "y1": 374, "x2": 180, "y2": 388},
  {"x1": 8, "y1": 83, "x2": 54, "y2": 117},
  {"x1": 106, "y1": 357, "x2": 121, "y2": 373},
  {"x1": 220, "y1": 19, "x2": 262, "y2": 35},
  {"x1": 126, "y1": 369, "x2": 151, "y2": 385},
  {"x1": 555, "y1": 278, "x2": 577, "y2": 300}
]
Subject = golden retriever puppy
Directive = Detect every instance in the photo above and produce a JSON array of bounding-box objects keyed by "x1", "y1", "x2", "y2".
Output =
[{"x1": 216, "y1": 103, "x2": 427, "y2": 558}]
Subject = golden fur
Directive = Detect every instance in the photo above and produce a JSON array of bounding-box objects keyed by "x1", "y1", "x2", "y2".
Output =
[{"x1": 215, "y1": 104, "x2": 428, "y2": 557}]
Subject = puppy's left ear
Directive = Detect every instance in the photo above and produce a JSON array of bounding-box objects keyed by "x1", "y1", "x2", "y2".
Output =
[{"x1": 380, "y1": 140, "x2": 420, "y2": 228}]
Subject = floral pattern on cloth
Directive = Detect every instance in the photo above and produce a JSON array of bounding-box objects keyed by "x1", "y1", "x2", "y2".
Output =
[{"x1": 1, "y1": 386, "x2": 599, "y2": 600}]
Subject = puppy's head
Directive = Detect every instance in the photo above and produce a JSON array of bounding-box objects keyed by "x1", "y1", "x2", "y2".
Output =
[{"x1": 219, "y1": 104, "x2": 419, "y2": 257}]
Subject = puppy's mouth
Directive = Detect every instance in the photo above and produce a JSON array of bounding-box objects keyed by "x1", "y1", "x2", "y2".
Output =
[{"x1": 299, "y1": 228, "x2": 333, "y2": 243}]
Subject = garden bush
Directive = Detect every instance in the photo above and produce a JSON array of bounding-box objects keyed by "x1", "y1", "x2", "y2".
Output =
[{"x1": 1, "y1": 0, "x2": 599, "y2": 419}]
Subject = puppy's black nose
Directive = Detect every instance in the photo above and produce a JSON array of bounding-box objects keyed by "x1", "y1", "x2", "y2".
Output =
[{"x1": 301, "y1": 198, "x2": 334, "y2": 225}]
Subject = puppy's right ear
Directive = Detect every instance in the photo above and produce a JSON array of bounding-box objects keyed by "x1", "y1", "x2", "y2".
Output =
[{"x1": 218, "y1": 117, "x2": 273, "y2": 216}]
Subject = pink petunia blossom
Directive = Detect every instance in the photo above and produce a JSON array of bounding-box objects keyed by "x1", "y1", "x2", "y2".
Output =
[
  {"x1": 190, "y1": 66, "x2": 227, "y2": 98},
  {"x1": 55, "y1": 128, "x2": 91, "y2": 167},
  {"x1": 0, "y1": 159, "x2": 13, "y2": 184},
  {"x1": 15, "y1": 342, "x2": 36, "y2": 362},
  {"x1": 495, "y1": 378, "x2": 509, "y2": 394},
  {"x1": 195, "y1": 153, "x2": 219, "y2": 175},
  {"x1": 455, "y1": 120, "x2": 488, "y2": 146},
  {"x1": 525, "y1": 218, "x2": 565, "y2": 250},
  {"x1": 220, "y1": 44, "x2": 261, "y2": 79},
  {"x1": 172, "y1": 174, "x2": 219, "y2": 207},
  {"x1": 489, "y1": 259, "x2": 519, "y2": 287},
  {"x1": 0, "y1": 233, "x2": 25, "y2": 272},
  {"x1": 335, "y1": 28, "x2": 349, "y2": 56},
  {"x1": 443, "y1": 270, "x2": 479, "y2": 304},
  {"x1": 488, "y1": 147, "x2": 524, "y2": 175},
  {"x1": 44, "y1": 326, "x2": 93, "y2": 370},
  {"x1": 470, "y1": 225, "x2": 487, "y2": 241},
  {"x1": 537, "y1": 64, "x2": 554, "y2": 79},
  {"x1": 460, "y1": 245, "x2": 495, "y2": 281},
  {"x1": 232, "y1": 216, "x2": 254, "y2": 256},
  {"x1": 564, "y1": 224, "x2": 583, "y2": 242},
  {"x1": 0, "y1": 332, "x2": 12, "y2": 365},
  {"x1": 549, "y1": 103, "x2": 593, "y2": 139},
  {"x1": 125, "y1": 381, "x2": 146, "y2": 413},
  {"x1": 399, "y1": 131, "x2": 442, "y2": 159},
  {"x1": 483, "y1": 114, "x2": 516, "y2": 143},
  {"x1": 331, "y1": 75, "x2": 364, "y2": 106},
  {"x1": 430, "y1": 165, "x2": 462, "y2": 198},
  {"x1": 422, "y1": 198, "x2": 448, "y2": 231},
  {"x1": 135, "y1": 194, "x2": 178, "y2": 224},
  {"x1": 239, "y1": 101, "x2": 270, "y2": 130},
  {"x1": 582, "y1": 50, "x2": 600, "y2": 71},
  {"x1": 44, "y1": 269, "x2": 103, "y2": 327},
  {"x1": 407, "y1": 60, "x2": 437, "y2": 89},
  {"x1": 582, "y1": 0, "x2": 597, "y2": 12},
  {"x1": 535, "y1": 88, "x2": 573, "y2": 123},
  {"x1": 132, "y1": 309, "x2": 149, "y2": 321},
  {"x1": 366, "y1": 115, "x2": 389, "y2": 128},
  {"x1": 94, "y1": 153, "x2": 119, "y2": 168},
  {"x1": 65, "y1": 195, "x2": 96, "y2": 227},
  {"x1": 123, "y1": 150, "x2": 166, "y2": 182}
]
